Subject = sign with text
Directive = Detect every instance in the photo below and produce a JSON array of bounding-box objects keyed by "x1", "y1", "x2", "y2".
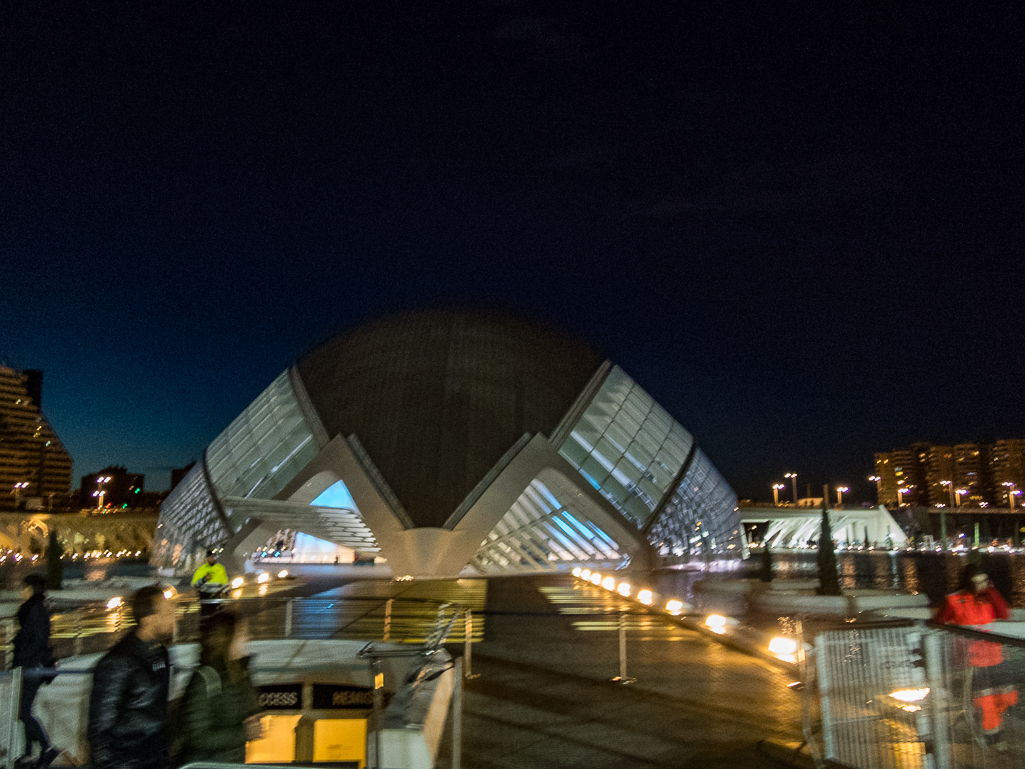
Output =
[
  {"x1": 257, "y1": 683, "x2": 303, "y2": 711},
  {"x1": 312, "y1": 684, "x2": 382, "y2": 710}
]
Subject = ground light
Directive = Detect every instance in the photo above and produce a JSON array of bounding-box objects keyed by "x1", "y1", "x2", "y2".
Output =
[
  {"x1": 580, "y1": 569, "x2": 591, "y2": 581},
  {"x1": 705, "y1": 614, "x2": 727, "y2": 634},
  {"x1": 278, "y1": 570, "x2": 289, "y2": 578},
  {"x1": 231, "y1": 577, "x2": 245, "y2": 589},
  {"x1": 637, "y1": 589, "x2": 653, "y2": 605},
  {"x1": 665, "y1": 600, "x2": 684, "y2": 616},
  {"x1": 257, "y1": 572, "x2": 271, "y2": 584},
  {"x1": 617, "y1": 582, "x2": 631, "y2": 597},
  {"x1": 602, "y1": 576, "x2": 616, "y2": 590},
  {"x1": 590, "y1": 572, "x2": 603, "y2": 586},
  {"x1": 768, "y1": 636, "x2": 801, "y2": 663},
  {"x1": 106, "y1": 596, "x2": 122, "y2": 610},
  {"x1": 572, "y1": 567, "x2": 582, "y2": 577}
]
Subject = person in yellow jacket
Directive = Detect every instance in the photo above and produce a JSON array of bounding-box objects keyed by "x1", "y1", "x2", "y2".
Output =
[{"x1": 192, "y1": 550, "x2": 230, "y2": 599}]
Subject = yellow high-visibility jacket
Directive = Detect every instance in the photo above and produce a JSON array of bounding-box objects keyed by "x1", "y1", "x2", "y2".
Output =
[{"x1": 191, "y1": 562, "x2": 229, "y2": 587}]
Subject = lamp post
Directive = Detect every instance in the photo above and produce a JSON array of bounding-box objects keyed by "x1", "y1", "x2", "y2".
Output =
[
  {"x1": 93, "y1": 475, "x2": 111, "y2": 511},
  {"x1": 1003, "y1": 482, "x2": 1020, "y2": 510},
  {"x1": 836, "y1": 486, "x2": 849, "y2": 506},
  {"x1": 897, "y1": 485, "x2": 912, "y2": 507},
  {"x1": 772, "y1": 483, "x2": 785, "y2": 507},
  {"x1": 784, "y1": 473, "x2": 797, "y2": 505},
  {"x1": 868, "y1": 475, "x2": 882, "y2": 504},
  {"x1": 12, "y1": 482, "x2": 29, "y2": 510}
]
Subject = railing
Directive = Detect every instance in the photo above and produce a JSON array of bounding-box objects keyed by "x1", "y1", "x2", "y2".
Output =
[
  {"x1": 801, "y1": 618, "x2": 1025, "y2": 768},
  {"x1": 2, "y1": 594, "x2": 486, "y2": 666}
]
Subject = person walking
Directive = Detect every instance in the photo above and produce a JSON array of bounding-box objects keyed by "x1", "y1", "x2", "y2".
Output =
[
  {"x1": 936, "y1": 563, "x2": 1017, "y2": 748},
  {"x1": 180, "y1": 610, "x2": 261, "y2": 764},
  {"x1": 12, "y1": 574, "x2": 58, "y2": 768},
  {"x1": 87, "y1": 586, "x2": 177, "y2": 769}
]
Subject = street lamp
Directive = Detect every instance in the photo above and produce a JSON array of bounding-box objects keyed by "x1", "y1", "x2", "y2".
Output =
[
  {"x1": 897, "y1": 485, "x2": 913, "y2": 506},
  {"x1": 1004, "y1": 482, "x2": 1021, "y2": 510},
  {"x1": 836, "y1": 486, "x2": 849, "y2": 506},
  {"x1": 868, "y1": 475, "x2": 882, "y2": 504},
  {"x1": 784, "y1": 473, "x2": 798, "y2": 505},
  {"x1": 772, "y1": 483, "x2": 785, "y2": 507},
  {"x1": 940, "y1": 480, "x2": 955, "y2": 508},
  {"x1": 955, "y1": 488, "x2": 968, "y2": 506},
  {"x1": 12, "y1": 482, "x2": 29, "y2": 510},
  {"x1": 94, "y1": 475, "x2": 112, "y2": 511}
]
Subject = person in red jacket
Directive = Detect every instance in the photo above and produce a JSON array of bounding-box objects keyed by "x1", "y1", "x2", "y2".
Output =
[{"x1": 936, "y1": 563, "x2": 1016, "y2": 746}]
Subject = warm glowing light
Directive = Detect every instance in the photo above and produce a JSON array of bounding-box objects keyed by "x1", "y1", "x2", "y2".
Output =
[
  {"x1": 602, "y1": 576, "x2": 616, "y2": 590},
  {"x1": 106, "y1": 596, "x2": 123, "y2": 610},
  {"x1": 259, "y1": 584, "x2": 268, "y2": 596},
  {"x1": 231, "y1": 577, "x2": 245, "y2": 589},
  {"x1": 705, "y1": 614, "x2": 727, "y2": 629},
  {"x1": 665, "y1": 599, "x2": 684, "y2": 615},
  {"x1": 580, "y1": 569, "x2": 591, "y2": 581},
  {"x1": 590, "y1": 573, "x2": 602, "y2": 585},
  {"x1": 257, "y1": 572, "x2": 270, "y2": 584},
  {"x1": 637, "y1": 589, "x2": 653, "y2": 605},
  {"x1": 163, "y1": 590, "x2": 173, "y2": 600},
  {"x1": 617, "y1": 582, "x2": 631, "y2": 597},
  {"x1": 889, "y1": 688, "x2": 930, "y2": 703},
  {"x1": 768, "y1": 637, "x2": 799, "y2": 656},
  {"x1": 572, "y1": 567, "x2": 582, "y2": 577},
  {"x1": 277, "y1": 570, "x2": 289, "y2": 579},
  {"x1": 902, "y1": 704, "x2": 922, "y2": 713}
]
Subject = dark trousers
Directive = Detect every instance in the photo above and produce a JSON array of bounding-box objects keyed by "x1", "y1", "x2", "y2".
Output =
[{"x1": 19, "y1": 672, "x2": 50, "y2": 752}]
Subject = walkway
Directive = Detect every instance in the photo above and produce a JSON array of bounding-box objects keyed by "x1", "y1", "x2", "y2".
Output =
[{"x1": 437, "y1": 574, "x2": 802, "y2": 768}]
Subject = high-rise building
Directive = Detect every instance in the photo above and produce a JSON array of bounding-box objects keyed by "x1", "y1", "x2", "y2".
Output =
[
  {"x1": 875, "y1": 443, "x2": 928, "y2": 507},
  {"x1": 0, "y1": 366, "x2": 73, "y2": 512},
  {"x1": 993, "y1": 439, "x2": 1025, "y2": 505},
  {"x1": 925, "y1": 445, "x2": 955, "y2": 506}
]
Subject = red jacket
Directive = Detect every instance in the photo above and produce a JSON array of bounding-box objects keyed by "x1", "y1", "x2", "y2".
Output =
[{"x1": 936, "y1": 587, "x2": 1010, "y2": 667}]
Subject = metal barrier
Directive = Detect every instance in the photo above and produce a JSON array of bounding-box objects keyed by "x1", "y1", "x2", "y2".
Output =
[{"x1": 802, "y1": 619, "x2": 1025, "y2": 768}]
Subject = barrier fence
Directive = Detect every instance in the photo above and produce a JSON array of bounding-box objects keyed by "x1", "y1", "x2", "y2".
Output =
[{"x1": 801, "y1": 619, "x2": 1025, "y2": 769}]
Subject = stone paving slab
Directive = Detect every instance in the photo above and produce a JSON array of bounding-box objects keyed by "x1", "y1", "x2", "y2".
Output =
[{"x1": 437, "y1": 574, "x2": 802, "y2": 768}]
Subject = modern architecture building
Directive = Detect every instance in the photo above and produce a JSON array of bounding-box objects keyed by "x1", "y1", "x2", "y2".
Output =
[
  {"x1": 0, "y1": 366, "x2": 73, "y2": 512},
  {"x1": 154, "y1": 311, "x2": 742, "y2": 577}
]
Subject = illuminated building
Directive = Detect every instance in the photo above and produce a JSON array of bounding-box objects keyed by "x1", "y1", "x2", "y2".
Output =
[
  {"x1": 0, "y1": 366, "x2": 73, "y2": 512},
  {"x1": 154, "y1": 310, "x2": 741, "y2": 577}
]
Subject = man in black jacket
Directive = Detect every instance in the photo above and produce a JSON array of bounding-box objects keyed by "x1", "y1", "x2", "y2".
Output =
[
  {"x1": 13, "y1": 574, "x2": 57, "y2": 768},
  {"x1": 87, "y1": 585, "x2": 177, "y2": 769}
]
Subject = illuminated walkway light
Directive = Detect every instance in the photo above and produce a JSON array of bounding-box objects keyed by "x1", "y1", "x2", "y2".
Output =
[
  {"x1": 590, "y1": 572, "x2": 603, "y2": 586},
  {"x1": 231, "y1": 576, "x2": 245, "y2": 589},
  {"x1": 572, "y1": 567, "x2": 582, "y2": 577},
  {"x1": 602, "y1": 576, "x2": 616, "y2": 590},
  {"x1": 617, "y1": 582, "x2": 631, "y2": 597},
  {"x1": 580, "y1": 569, "x2": 592, "y2": 581},
  {"x1": 665, "y1": 599, "x2": 684, "y2": 615},
  {"x1": 637, "y1": 589, "x2": 653, "y2": 605},
  {"x1": 106, "y1": 596, "x2": 122, "y2": 610}
]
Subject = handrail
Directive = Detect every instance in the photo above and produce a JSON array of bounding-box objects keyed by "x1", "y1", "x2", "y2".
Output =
[{"x1": 925, "y1": 619, "x2": 1025, "y2": 649}]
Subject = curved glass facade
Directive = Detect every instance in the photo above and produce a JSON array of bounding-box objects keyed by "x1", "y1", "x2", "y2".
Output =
[
  {"x1": 646, "y1": 448, "x2": 741, "y2": 557},
  {"x1": 206, "y1": 369, "x2": 320, "y2": 500},
  {"x1": 557, "y1": 366, "x2": 694, "y2": 528},
  {"x1": 152, "y1": 461, "x2": 227, "y2": 568}
]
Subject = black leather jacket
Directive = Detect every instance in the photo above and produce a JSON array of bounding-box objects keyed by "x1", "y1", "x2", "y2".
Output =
[
  {"x1": 87, "y1": 630, "x2": 171, "y2": 769},
  {"x1": 13, "y1": 594, "x2": 51, "y2": 668}
]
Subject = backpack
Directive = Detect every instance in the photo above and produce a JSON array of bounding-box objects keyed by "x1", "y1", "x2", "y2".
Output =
[{"x1": 169, "y1": 667, "x2": 221, "y2": 766}]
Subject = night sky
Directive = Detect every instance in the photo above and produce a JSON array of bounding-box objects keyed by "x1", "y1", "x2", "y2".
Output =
[{"x1": 3, "y1": 3, "x2": 1022, "y2": 501}]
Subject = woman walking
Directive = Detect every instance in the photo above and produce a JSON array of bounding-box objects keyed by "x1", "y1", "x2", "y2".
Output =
[{"x1": 180, "y1": 610, "x2": 262, "y2": 764}]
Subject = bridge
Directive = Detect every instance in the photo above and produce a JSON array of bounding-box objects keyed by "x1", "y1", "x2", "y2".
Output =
[
  {"x1": 740, "y1": 504, "x2": 908, "y2": 548},
  {"x1": 0, "y1": 511, "x2": 157, "y2": 557}
]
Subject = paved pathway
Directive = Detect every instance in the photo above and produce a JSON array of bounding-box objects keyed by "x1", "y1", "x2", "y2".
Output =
[{"x1": 437, "y1": 574, "x2": 802, "y2": 768}]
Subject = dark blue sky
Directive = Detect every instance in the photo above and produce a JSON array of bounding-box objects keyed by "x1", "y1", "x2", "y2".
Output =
[{"x1": 2, "y1": 2, "x2": 1022, "y2": 500}]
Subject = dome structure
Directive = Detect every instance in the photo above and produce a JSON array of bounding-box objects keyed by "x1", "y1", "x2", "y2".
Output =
[{"x1": 155, "y1": 309, "x2": 741, "y2": 577}]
